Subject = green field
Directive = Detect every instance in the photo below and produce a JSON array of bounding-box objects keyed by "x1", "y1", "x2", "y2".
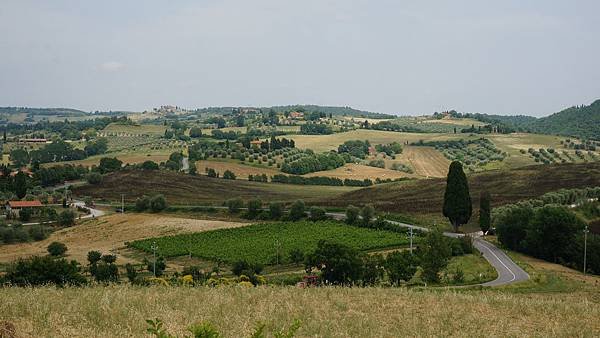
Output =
[{"x1": 129, "y1": 221, "x2": 410, "y2": 264}]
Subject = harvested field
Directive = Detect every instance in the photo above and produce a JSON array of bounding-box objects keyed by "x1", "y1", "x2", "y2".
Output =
[
  {"x1": 396, "y1": 146, "x2": 449, "y2": 178},
  {"x1": 43, "y1": 152, "x2": 171, "y2": 168},
  {"x1": 304, "y1": 163, "x2": 410, "y2": 180},
  {"x1": 195, "y1": 160, "x2": 280, "y2": 179},
  {"x1": 0, "y1": 213, "x2": 248, "y2": 265}
]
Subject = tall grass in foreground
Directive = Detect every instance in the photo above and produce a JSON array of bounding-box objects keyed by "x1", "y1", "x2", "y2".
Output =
[{"x1": 0, "y1": 286, "x2": 598, "y2": 337}]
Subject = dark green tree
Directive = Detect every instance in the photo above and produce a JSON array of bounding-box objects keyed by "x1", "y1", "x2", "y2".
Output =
[
  {"x1": 479, "y1": 191, "x2": 491, "y2": 235},
  {"x1": 419, "y1": 229, "x2": 452, "y2": 283},
  {"x1": 305, "y1": 240, "x2": 363, "y2": 285},
  {"x1": 14, "y1": 171, "x2": 28, "y2": 199},
  {"x1": 442, "y1": 161, "x2": 472, "y2": 232}
]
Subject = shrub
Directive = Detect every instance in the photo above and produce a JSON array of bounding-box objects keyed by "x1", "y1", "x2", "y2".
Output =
[
  {"x1": 125, "y1": 263, "x2": 138, "y2": 283},
  {"x1": 419, "y1": 229, "x2": 451, "y2": 282},
  {"x1": 305, "y1": 240, "x2": 363, "y2": 285},
  {"x1": 207, "y1": 168, "x2": 217, "y2": 178},
  {"x1": 86, "y1": 172, "x2": 102, "y2": 185},
  {"x1": 223, "y1": 170, "x2": 236, "y2": 180},
  {"x1": 28, "y1": 225, "x2": 49, "y2": 241},
  {"x1": 289, "y1": 200, "x2": 306, "y2": 221},
  {"x1": 246, "y1": 199, "x2": 262, "y2": 219},
  {"x1": 58, "y1": 210, "x2": 76, "y2": 226},
  {"x1": 135, "y1": 195, "x2": 151, "y2": 211},
  {"x1": 268, "y1": 202, "x2": 284, "y2": 219},
  {"x1": 140, "y1": 160, "x2": 159, "y2": 170},
  {"x1": 47, "y1": 241, "x2": 68, "y2": 256},
  {"x1": 19, "y1": 208, "x2": 32, "y2": 222},
  {"x1": 345, "y1": 205, "x2": 360, "y2": 224},
  {"x1": 384, "y1": 251, "x2": 419, "y2": 284},
  {"x1": 309, "y1": 206, "x2": 327, "y2": 221},
  {"x1": 226, "y1": 198, "x2": 244, "y2": 213},
  {"x1": 4, "y1": 255, "x2": 86, "y2": 286},
  {"x1": 360, "y1": 204, "x2": 375, "y2": 225},
  {"x1": 150, "y1": 195, "x2": 167, "y2": 212}
]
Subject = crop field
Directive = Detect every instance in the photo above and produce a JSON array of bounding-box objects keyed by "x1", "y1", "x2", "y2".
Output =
[
  {"x1": 395, "y1": 146, "x2": 449, "y2": 178},
  {"x1": 304, "y1": 163, "x2": 411, "y2": 180},
  {"x1": 195, "y1": 159, "x2": 280, "y2": 179},
  {"x1": 73, "y1": 169, "x2": 358, "y2": 204},
  {"x1": 0, "y1": 213, "x2": 248, "y2": 265},
  {"x1": 102, "y1": 122, "x2": 167, "y2": 136},
  {"x1": 130, "y1": 221, "x2": 410, "y2": 265}
]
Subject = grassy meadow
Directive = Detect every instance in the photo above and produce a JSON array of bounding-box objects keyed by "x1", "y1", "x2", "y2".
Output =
[{"x1": 0, "y1": 285, "x2": 598, "y2": 337}]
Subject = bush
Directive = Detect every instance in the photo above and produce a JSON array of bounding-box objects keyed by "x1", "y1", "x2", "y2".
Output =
[
  {"x1": 140, "y1": 160, "x2": 159, "y2": 170},
  {"x1": 207, "y1": 168, "x2": 217, "y2": 178},
  {"x1": 289, "y1": 200, "x2": 306, "y2": 221},
  {"x1": 3, "y1": 255, "x2": 86, "y2": 286},
  {"x1": 223, "y1": 170, "x2": 236, "y2": 180},
  {"x1": 345, "y1": 205, "x2": 360, "y2": 224},
  {"x1": 19, "y1": 208, "x2": 32, "y2": 222},
  {"x1": 125, "y1": 263, "x2": 138, "y2": 283},
  {"x1": 309, "y1": 206, "x2": 327, "y2": 221},
  {"x1": 384, "y1": 251, "x2": 419, "y2": 284},
  {"x1": 305, "y1": 240, "x2": 363, "y2": 285},
  {"x1": 28, "y1": 225, "x2": 49, "y2": 241},
  {"x1": 246, "y1": 199, "x2": 262, "y2": 219},
  {"x1": 135, "y1": 195, "x2": 151, "y2": 211},
  {"x1": 58, "y1": 210, "x2": 76, "y2": 226},
  {"x1": 360, "y1": 204, "x2": 375, "y2": 225},
  {"x1": 47, "y1": 241, "x2": 68, "y2": 256},
  {"x1": 419, "y1": 230, "x2": 452, "y2": 283},
  {"x1": 150, "y1": 195, "x2": 167, "y2": 212},
  {"x1": 86, "y1": 172, "x2": 102, "y2": 185},
  {"x1": 226, "y1": 198, "x2": 244, "y2": 213},
  {"x1": 268, "y1": 202, "x2": 284, "y2": 219}
]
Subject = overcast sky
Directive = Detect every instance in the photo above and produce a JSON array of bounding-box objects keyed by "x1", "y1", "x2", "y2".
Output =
[{"x1": 1, "y1": 1, "x2": 599, "y2": 116}]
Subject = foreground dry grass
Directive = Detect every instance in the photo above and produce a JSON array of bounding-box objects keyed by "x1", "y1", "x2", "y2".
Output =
[
  {"x1": 0, "y1": 214, "x2": 248, "y2": 264},
  {"x1": 0, "y1": 286, "x2": 598, "y2": 337}
]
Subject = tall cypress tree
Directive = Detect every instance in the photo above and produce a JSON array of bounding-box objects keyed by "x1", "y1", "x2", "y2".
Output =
[
  {"x1": 442, "y1": 161, "x2": 472, "y2": 232},
  {"x1": 14, "y1": 171, "x2": 28, "y2": 199},
  {"x1": 479, "y1": 191, "x2": 491, "y2": 235}
]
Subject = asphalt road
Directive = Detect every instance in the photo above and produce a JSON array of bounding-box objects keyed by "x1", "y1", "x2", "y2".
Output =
[{"x1": 383, "y1": 219, "x2": 529, "y2": 286}]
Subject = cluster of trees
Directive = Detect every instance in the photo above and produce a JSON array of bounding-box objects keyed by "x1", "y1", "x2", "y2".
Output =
[
  {"x1": 10, "y1": 140, "x2": 88, "y2": 166},
  {"x1": 281, "y1": 152, "x2": 346, "y2": 175},
  {"x1": 134, "y1": 194, "x2": 168, "y2": 212},
  {"x1": 300, "y1": 123, "x2": 333, "y2": 135},
  {"x1": 368, "y1": 121, "x2": 423, "y2": 133},
  {"x1": 226, "y1": 199, "x2": 312, "y2": 222},
  {"x1": 375, "y1": 142, "x2": 403, "y2": 157},
  {"x1": 3, "y1": 116, "x2": 126, "y2": 140},
  {"x1": 337, "y1": 140, "x2": 370, "y2": 159},
  {"x1": 304, "y1": 230, "x2": 473, "y2": 285}
]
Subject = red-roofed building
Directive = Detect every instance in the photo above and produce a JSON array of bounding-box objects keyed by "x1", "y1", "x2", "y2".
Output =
[{"x1": 5, "y1": 200, "x2": 43, "y2": 217}]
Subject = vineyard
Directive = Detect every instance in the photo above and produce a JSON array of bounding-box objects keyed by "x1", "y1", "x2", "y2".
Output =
[
  {"x1": 412, "y1": 138, "x2": 506, "y2": 172},
  {"x1": 129, "y1": 221, "x2": 411, "y2": 265}
]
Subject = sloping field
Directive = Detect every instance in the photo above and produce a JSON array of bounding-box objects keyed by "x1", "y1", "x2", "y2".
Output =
[
  {"x1": 304, "y1": 163, "x2": 411, "y2": 180},
  {"x1": 396, "y1": 146, "x2": 449, "y2": 178},
  {"x1": 195, "y1": 160, "x2": 280, "y2": 179},
  {"x1": 73, "y1": 170, "x2": 357, "y2": 204},
  {"x1": 289, "y1": 130, "x2": 465, "y2": 152},
  {"x1": 43, "y1": 152, "x2": 171, "y2": 168},
  {"x1": 102, "y1": 123, "x2": 167, "y2": 136},
  {"x1": 0, "y1": 214, "x2": 248, "y2": 265},
  {"x1": 324, "y1": 162, "x2": 600, "y2": 214},
  {"x1": 0, "y1": 286, "x2": 598, "y2": 337}
]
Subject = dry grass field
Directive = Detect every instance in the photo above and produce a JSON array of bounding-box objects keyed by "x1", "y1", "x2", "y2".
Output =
[
  {"x1": 102, "y1": 123, "x2": 167, "y2": 136},
  {"x1": 304, "y1": 163, "x2": 411, "y2": 180},
  {"x1": 195, "y1": 160, "x2": 280, "y2": 179},
  {"x1": 0, "y1": 214, "x2": 248, "y2": 265},
  {"x1": 0, "y1": 285, "x2": 598, "y2": 337},
  {"x1": 395, "y1": 146, "x2": 450, "y2": 178},
  {"x1": 42, "y1": 151, "x2": 172, "y2": 168}
]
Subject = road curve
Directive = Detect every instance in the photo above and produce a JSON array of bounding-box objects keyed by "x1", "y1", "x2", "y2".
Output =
[{"x1": 383, "y1": 219, "x2": 529, "y2": 286}]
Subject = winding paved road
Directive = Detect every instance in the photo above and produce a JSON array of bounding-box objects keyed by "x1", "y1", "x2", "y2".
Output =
[{"x1": 383, "y1": 219, "x2": 529, "y2": 286}]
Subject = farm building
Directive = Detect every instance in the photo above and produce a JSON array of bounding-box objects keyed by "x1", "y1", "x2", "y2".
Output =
[{"x1": 5, "y1": 200, "x2": 43, "y2": 217}]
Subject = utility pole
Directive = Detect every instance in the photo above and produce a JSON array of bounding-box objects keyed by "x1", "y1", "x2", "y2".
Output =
[
  {"x1": 583, "y1": 225, "x2": 589, "y2": 275},
  {"x1": 275, "y1": 239, "x2": 281, "y2": 265},
  {"x1": 121, "y1": 194, "x2": 124, "y2": 213},
  {"x1": 409, "y1": 227, "x2": 414, "y2": 254},
  {"x1": 151, "y1": 241, "x2": 158, "y2": 277}
]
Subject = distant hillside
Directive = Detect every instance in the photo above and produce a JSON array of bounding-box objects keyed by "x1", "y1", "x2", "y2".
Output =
[
  {"x1": 532, "y1": 100, "x2": 600, "y2": 140},
  {"x1": 320, "y1": 162, "x2": 600, "y2": 214},
  {"x1": 194, "y1": 105, "x2": 395, "y2": 119},
  {"x1": 0, "y1": 107, "x2": 88, "y2": 116}
]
